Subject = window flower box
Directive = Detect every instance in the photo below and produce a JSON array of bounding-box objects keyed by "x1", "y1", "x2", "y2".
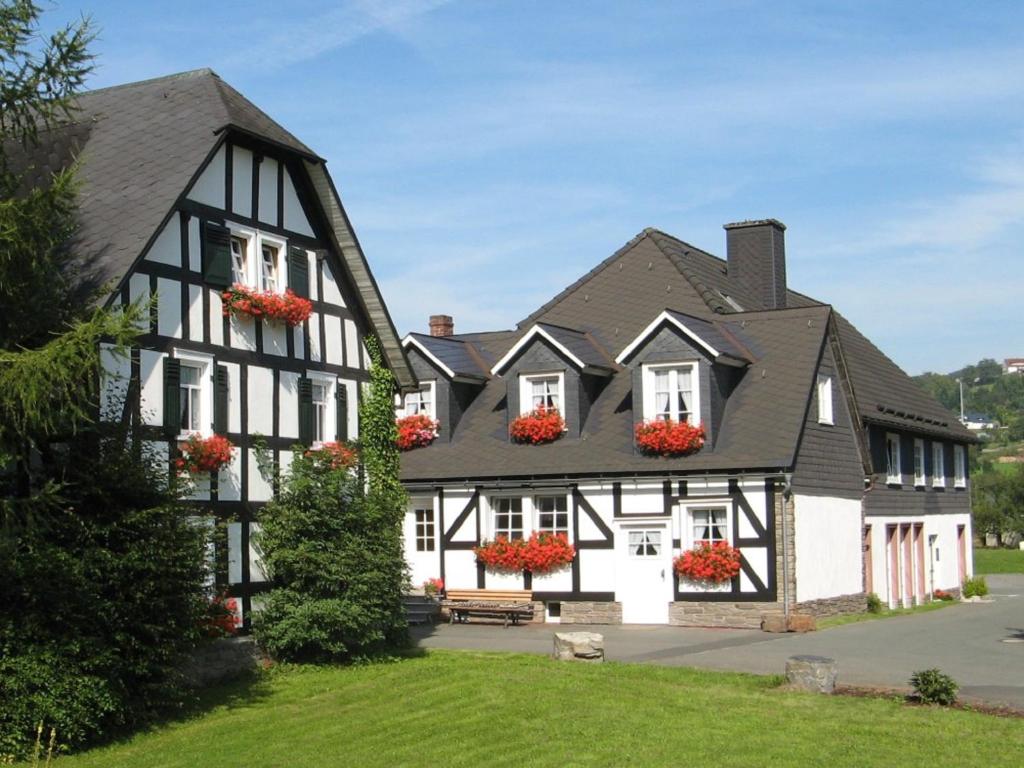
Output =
[
  {"x1": 176, "y1": 434, "x2": 234, "y2": 474},
  {"x1": 509, "y1": 406, "x2": 565, "y2": 445},
  {"x1": 673, "y1": 541, "x2": 741, "y2": 584},
  {"x1": 396, "y1": 414, "x2": 439, "y2": 451},
  {"x1": 474, "y1": 532, "x2": 576, "y2": 575},
  {"x1": 304, "y1": 441, "x2": 358, "y2": 470},
  {"x1": 423, "y1": 577, "x2": 445, "y2": 598},
  {"x1": 634, "y1": 419, "x2": 705, "y2": 457},
  {"x1": 221, "y1": 284, "x2": 313, "y2": 327}
]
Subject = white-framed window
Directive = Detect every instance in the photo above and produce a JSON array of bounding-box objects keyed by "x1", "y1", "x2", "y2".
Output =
[
  {"x1": 642, "y1": 362, "x2": 699, "y2": 423},
  {"x1": 885, "y1": 433, "x2": 901, "y2": 484},
  {"x1": 519, "y1": 372, "x2": 564, "y2": 414},
  {"x1": 913, "y1": 439, "x2": 925, "y2": 487},
  {"x1": 230, "y1": 235, "x2": 248, "y2": 285},
  {"x1": 932, "y1": 442, "x2": 946, "y2": 487},
  {"x1": 174, "y1": 349, "x2": 214, "y2": 438},
  {"x1": 259, "y1": 236, "x2": 284, "y2": 293},
  {"x1": 817, "y1": 374, "x2": 834, "y2": 425},
  {"x1": 690, "y1": 507, "x2": 729, "y2": 545},
  {"x1": 491, "y1": 497, "x2": 524, "y2": 540},
  {"x1": 306, "y1": 371, "x2": 337, "y2": 446},
  {"x1": 402, "y1": 381, "x2": 436, "y2": 419},
  {"x1": 954, "y1": 445, "x2": 966, "y2": 488},
  {"x1": 628, "y1": 529, "x2": 662, "y2": 558},
  {"x1": 535, "y1": 494, "x2": 569, "y2": 535},
  {"x1": 226, "y1": 225, "x2": 286, "y2": 293},
  {"x1": 414, "y1": 507, "x2": 435, "y2": 552}
]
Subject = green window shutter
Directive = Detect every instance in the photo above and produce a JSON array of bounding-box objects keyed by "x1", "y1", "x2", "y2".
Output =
[
  {"x1": 336, "y1": 382, "x2": 348, "y2": 442},
  {"x1": 203, "y1": 221, "x2": 233, "y2": 288},
  {"x1": 298, "y1": 377, "x2": 314, "y2": 446},
  {"x1": 213, "y1": 365, "x2": 229, "y2": 434},
  {"x1": 163, "y1": 358, "x2": 181, "y2": 438},
  {"x1": 287, "y1": 245, "x2": 310, "y2": 298}
]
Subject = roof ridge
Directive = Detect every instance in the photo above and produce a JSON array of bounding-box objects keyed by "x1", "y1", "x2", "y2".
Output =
[
  {"x1": 82, "y1": 68, "x2": 216, "y2": 97},
  {"x1": 645, "y1": 229, "x2": 731, "y2": 314}
]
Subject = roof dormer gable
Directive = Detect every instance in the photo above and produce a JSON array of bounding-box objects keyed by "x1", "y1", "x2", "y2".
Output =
[
  {"x1": 491, "y1": 323, "x2": 617, "y2": 377},
  {"x1": 615, "y1": 310, "x2": 753, "y2": 368}
]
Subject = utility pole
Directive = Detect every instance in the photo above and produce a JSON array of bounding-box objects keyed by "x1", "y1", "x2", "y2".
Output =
[{"x1": 957, "y1": 378, "x2": 965, "y2": 422}]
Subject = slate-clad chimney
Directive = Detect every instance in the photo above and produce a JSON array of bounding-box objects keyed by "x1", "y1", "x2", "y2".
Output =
[
  {"x1": 724, "y1": 219, "x2": 787, "y2": 310},
  {"x1": 429, "y1": 314, "x2": 454, "y2": 337}
]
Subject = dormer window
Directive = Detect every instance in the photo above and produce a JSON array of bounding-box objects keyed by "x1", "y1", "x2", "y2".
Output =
[
  {"x1": 519, "y1": 372, "x2": 564, "y2": 414},
  {"x1": 402, "y1": 381, "x2": 436, "y2": 419},
  {"x1": 642, "y1": 363, "x2": 698, "y2": 423}
]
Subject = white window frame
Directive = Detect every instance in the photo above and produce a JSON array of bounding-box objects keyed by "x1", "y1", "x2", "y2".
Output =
[
  {"x1": 641, "y1": 361, "x2": 700, "y2": 424},
  {"x1": 932, "y1": 442, "x2": 946, "y2": 488},
  {"x1": 519, "y1": 371, "x2": 565, "y2": 415},
  {"x1": 885, "y1": 433, "x2": 902, "y2": 484},
  {"x1": 627, "y1": 529, "x2": 664, "y2": 559},
  {"x1": 305, "y1": 370, "x2": 337, "y2": 447},
  {"x1": 258, "y1": 232, "x2": 286, "y2": 294},
  {"x1": 816, "y1": 374, "x2": 834, "y2": 425},
  {"x1": 913, "y1": 438, "x2": 925, "y2": 487},
  {"x1": 681, "y1": 501, "x2": 732, "y2": 549},
  {"x1": 402, "y1": 380, "x2": 437, "y2": 420},
  {"x1": 412, "y1": 503, "x2": 436, "y2": 552},
  {"x1": 954, "y1": 445, "x2": 966, "y2": 488},
  {"x1": 173, "y1": 349, "x2": 215, "y2": 439},
  {"x1": 225, "y1": 224, "x2": 287, "y2": 294},
  {"x1": 489, "y1": 496, "x2": 525, "y2": 541},
  {"x1": 533, "y1": 493, "x2": 570, "y2": 537},
  {"x1": 484, "y1": 493, "x2": 572, "y2": 542}
]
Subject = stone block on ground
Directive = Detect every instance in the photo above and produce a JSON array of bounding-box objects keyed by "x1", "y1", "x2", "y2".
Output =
[
  {"x1": 761, "y1": 614, "x2": 787, "y2": 633},
  {"x1": 786, "y1": 614, "x2": 817, "y2": 633},
  {"x1": 785, "y1": 655, "x2": 837, "y2": 694},
  {"x1": 553, "y1": 631, "x2": 604, "y2": 662}
]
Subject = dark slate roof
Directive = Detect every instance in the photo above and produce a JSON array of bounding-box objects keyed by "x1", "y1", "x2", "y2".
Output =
[
  {"x1": 400, "y1": 226, "x2": 972, "y2": 482},
  {"x1": 405, "y1": 333, "x2": 490, "y2": 380},
  {"x1": 10, "y1": 69, "x2": 414, "y2": 387},
  {"x1": 498, "y1": 323, "x2": 616, "y2": 373}
]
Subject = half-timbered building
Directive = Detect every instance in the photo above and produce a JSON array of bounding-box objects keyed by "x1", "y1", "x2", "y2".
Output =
[
  {"x1": 29, "y1": 69, "x2": 414, "y2": 626},
  {"x1": 398, "y1": 221, "x2": 975, "y2": 625}
]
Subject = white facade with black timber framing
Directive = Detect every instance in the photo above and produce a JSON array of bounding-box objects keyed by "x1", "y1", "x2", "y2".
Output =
[
  {"x1": 398, "y1": 220, "x2": 975, "y2": 626},
  {"x1": 42, "y1": 70, "x2": 415, "y2": 628}
]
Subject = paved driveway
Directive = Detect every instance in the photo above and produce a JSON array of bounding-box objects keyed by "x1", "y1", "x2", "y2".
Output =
[{"x1": 411, "y1": 574, "x2": 1024, "y2": 708}]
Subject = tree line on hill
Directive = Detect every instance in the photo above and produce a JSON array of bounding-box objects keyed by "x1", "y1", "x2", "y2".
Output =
[{"x1": 915, "y1": 358, "x2": 1024, "y2": 442}]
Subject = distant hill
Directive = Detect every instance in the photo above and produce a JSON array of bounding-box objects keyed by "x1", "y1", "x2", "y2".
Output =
[{"x1": 914, "y1": 358, "x2": 1024, "y2": 441}]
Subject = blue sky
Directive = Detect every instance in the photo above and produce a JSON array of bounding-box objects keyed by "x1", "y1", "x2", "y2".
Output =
[{"x1": 76, "y1": 1, "x2": 1023, "y2": 374}]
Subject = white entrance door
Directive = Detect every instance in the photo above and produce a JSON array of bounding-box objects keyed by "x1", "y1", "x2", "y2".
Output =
[{"x1": 618, "y1": 524, "x2": 672, "y2": 624}]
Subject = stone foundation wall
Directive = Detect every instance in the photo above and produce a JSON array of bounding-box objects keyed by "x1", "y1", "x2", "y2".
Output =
[
  {"x1": 794, "y1": 592, "x2": 866, "y2": 618},
  {"x1": 669, "y1": 601, "x2": 782, "y2": 629},
  {"x1": 559, "y1": 601, "x2": 623, "y2": 625}
]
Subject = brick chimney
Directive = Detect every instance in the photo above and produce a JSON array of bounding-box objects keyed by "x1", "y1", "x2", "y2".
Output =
[
  {"x1": 429, "y1": 314, "x2": 454, "y2": 337},
  {"x1": 724, "y1": 219, "x2": 787, "y2": 310}
]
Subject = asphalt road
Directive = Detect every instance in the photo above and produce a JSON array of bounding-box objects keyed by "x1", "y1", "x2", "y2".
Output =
[{"x1": 411, "y1": 574, "x2": 1024, "y2": 709}]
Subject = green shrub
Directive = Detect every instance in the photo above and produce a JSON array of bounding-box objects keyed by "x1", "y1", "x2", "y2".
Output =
[
  {"x1": 910, "y1": 668, "x2": 959, "y2": 706},
  {"x1": 962, "y1": 576, "x2": 989, "y2": 598},
  {"x1": 865, "y1": 592, "x2": 884, "y2": 614}
]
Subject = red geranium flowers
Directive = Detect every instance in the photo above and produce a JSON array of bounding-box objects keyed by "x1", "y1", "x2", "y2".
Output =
[
  {"x1": 475, "y1": 532, "x2": 576, "y2": 575},
  {"x1": 222, "y1": 284, "x2": 313, "y2": 327},
  {"x1": 176, "y1": 434, "x2": 234, "y2": 474},
  {"x1": 396, "y1": 414, "x2": 439, "y2": 451},
  {"x1": 509, "y1": 406, "x2": 565, "y2": 445},
  {"x1": 635, "y1": 419, "x2": 705, "y2": 457},
  {"x1": 304, "y1": 441, "x2": 358, "y2": 470},
  {"x1": 674, "y1": 541, "x2": 742, "y2": 584}
]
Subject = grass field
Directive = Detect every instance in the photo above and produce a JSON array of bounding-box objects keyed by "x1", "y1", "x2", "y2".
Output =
[
  {"x1": 817, "y1": 599, "x2": 957, "y2": 629},
  {"x1": 975, "y1": 547, "x2": 1024, "y2": 574},
  {"x1": 60, "y1": 651, "x2": 1023, "y2": 768}
]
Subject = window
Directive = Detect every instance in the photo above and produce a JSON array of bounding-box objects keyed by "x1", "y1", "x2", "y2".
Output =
[
  {"x1": 492, "y1": 497, "x2": 523, "y2": 540},
  {"x1": 954, "y1": 445, "x2": 966, "y2": 488},
  {"x1": 642, "y1": 363, "x2": 699, "y2": 423},
  {"x1": 179, "y1": 363, "x2": 204, "y2": 433},
  {"x1": 312, "y1": 381, "x2": 329, "y2": 444},
  {"x1": 230, "y1": 235, "x2": 248, "y2": 284},
  {"x1": 305, "y1": 372, "x2": 337, "y2": 446},
  {"x1": 817, "y1": 374, "x2": 834, "y2": 425},
  {"x1": 535, "y1": 495, "x2": 569, "y2": 535},
  {"x1": 885, "y1": 433, "x2": 901, "y2": 484},
  {"x1": 260, "y1": 241, "x2": 280, "y2": 293},
  {"x1": 403, "y1": 381, "x2": 436, "y2": 419},
  {"x1": 913, "y1": 439, "x2": 925, "y2": 486},
  {"x1": 414, "y1": 508, "x2": 435, "y2": 552},
  {"x1": 628, "y1": 530, "x2": 662, "y2": 557},
  {"x1": 520, "y1": 373, "x2": 562, "y2": 414},
  {"x1": 932, "y1": 442, "x2": 946, "y2": 487},
  {"x1": 691, "y1": 507, "x2": 728, "y2": 544}
]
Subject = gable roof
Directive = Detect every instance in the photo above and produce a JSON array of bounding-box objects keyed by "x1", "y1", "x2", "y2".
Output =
[
  {"x1": 404, "y1": 333, "x2": 490, "y2": 381},
  {"x1": 615, "y1": 309, "x2": 753, "y2": 365},
  {"x1": 491, "y1": 323, "x2": 616, "y2": 376},
  {"x1": 14, "y1": 69, "x2": 413, "y2": 387}
]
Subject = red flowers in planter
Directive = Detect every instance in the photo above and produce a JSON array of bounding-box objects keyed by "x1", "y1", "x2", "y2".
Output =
[
  {"x1": 509, "y1": 406, "x2": 565, "y2": 445},
  {"x1": 475, "y1": 532, "x2": 576, "y2": 574},
  {"x1": 674, "y1": 541, "x2": 742, "y2": 584},
  {"x1": 395, "y1": 414, "x2": 439, "y2": 451},
  {"x1": 176, "y1": 434, "x2": 234, "y2": 474},
  {"x1": 635, "y1": 418, "x2": 705, "y2": 457},
  {"x1": 200, "y1": 592, "x2": 241, "y2": 638},
  {"x1": 221, "y1": 284, "x2": 313, "y2": 327},
  {"x1": 304, "y1": 441, "x2": 358, "y2": 470}
]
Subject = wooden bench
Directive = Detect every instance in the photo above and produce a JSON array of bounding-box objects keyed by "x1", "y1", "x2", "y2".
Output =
[{"x1": 441, "y1": 589, "x2": 535, "y2": 628}]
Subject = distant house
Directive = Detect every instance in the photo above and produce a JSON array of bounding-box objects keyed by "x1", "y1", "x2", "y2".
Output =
[
  {"x1": 1005, "y1": 358, "x2": 1024, "y2": 374},
  {"x1": 398, "y1": 220, "x2": 975, "y2": 625},
  {"x1": 962, "y1": 413, "x2": 996, "y2": 431},
  {"x1": 11, "y1": 70, "x2": 415, "y2": 628}
]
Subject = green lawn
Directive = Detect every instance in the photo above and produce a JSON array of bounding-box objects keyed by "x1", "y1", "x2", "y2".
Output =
[
  {"x1": 60, "y1": 651, "x2": 1023, "y2": 768},
  {"x1": 817, "y1": 599, "x2": 957, "y2": 629},
  {"x1": 975, "y1": 547, "x2": 1024, "y2": 574}
]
